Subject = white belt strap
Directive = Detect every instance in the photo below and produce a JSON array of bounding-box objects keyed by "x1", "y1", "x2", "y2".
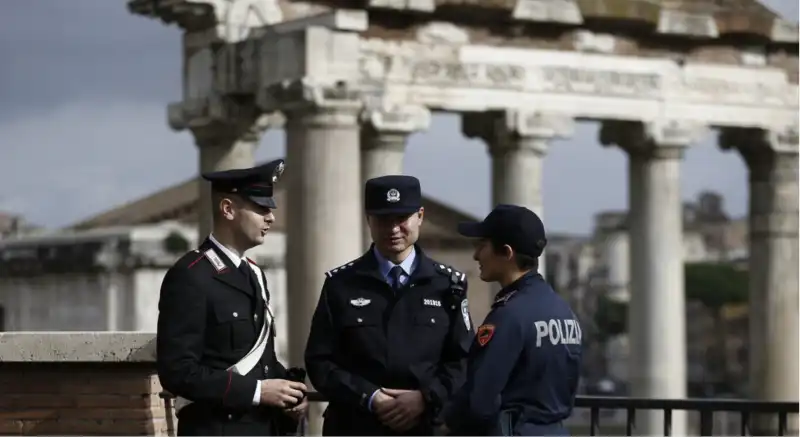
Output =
[{"x1": 174, "y1": 263, "x2": 273, "y2": 414}]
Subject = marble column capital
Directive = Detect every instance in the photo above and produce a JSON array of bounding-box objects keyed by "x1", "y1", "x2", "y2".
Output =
[
  {"x1": 189, "y1": 111, "x2": 282, "y2": 147},
  {"x1": 462, "y1": 110, "x2": 574, "y2": 156},
  {"x1": 719, "y1": 125, "x2": 799, "y2": 178},
  {"x1": 361, "y1": 104, "x2": 431, "y2": 151},
  {"x1": 600, "y1": 120, "x2": 707, "y2": 160},
  {"x1": 257, "y1": 79, "x2": 362, "y2": 127}
]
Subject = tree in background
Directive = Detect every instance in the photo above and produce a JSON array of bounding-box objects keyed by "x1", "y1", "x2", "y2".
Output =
[
  {"x1": 592, "y1": 262, "x2": 748, "y2": 389},
  {"x1": 684, "y1": 262, "x2": 748, "y2": 389}
]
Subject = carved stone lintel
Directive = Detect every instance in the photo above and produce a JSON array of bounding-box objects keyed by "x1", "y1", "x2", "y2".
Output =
[
  {"x1": 368, "y1": 0, "x2": 435, "y2": 12},
  {"x1": 463, "y1": 110, "x2": 574, "y2": 156},
  {"x1": 656, "y1": 9, "x2": 719, "y2": 38},
  {"x1": 415, "y1": 22, "x2": 470, "y2": 45},
  {"x1": 512, "y1": 0, "x2": 583, "y2": 24},
  {"x1": 600, "y1": 120, "x2": 706, "y2": 159}
]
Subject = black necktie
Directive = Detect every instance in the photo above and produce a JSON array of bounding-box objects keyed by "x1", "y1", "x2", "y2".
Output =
[
  {"x1": 239, "y1": 261, "x2": 258, "y2": 293},
  {"x1": 389, "y1": 266, "x2": 404, "y2": 291}
]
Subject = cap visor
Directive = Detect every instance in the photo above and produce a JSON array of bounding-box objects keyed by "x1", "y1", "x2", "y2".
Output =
[
  {"x1": 249, "y1": 196, "x2": 277, "y2": 209},
  {"x1": 365, "y1": 206, "x2": 420, "y2": 216},
  {"x1": 457, "y1": 222, "x2": 486, "y2": 238}
]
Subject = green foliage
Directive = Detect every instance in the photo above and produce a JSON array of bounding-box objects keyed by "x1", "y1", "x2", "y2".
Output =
[
  {"x1": 592, "y1": 262, "x2": 748, "y2": 340},
  {"x1": 163, "y1": 231, "x2": 190, "y2": 255},
  {"x1": 684, "y1": 262, "x2": 748, "y2": 310},
  {"x1": 594, "y1": 294, "x2": 628, "y2": 340}
]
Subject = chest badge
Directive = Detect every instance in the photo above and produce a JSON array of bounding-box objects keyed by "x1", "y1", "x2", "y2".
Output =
[
  {"x1": 423, "y1": 298, "x2": 441, "y2": 307},
  {"x1": 461, "y1": 299, "x2": 471, "y2": 330},
  {"x1": 350, "y1": 297, "x2": 371, "y2": 307}
]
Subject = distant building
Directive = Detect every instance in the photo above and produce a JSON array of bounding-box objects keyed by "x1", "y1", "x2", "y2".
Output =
[{"x1": 0, "y1": 212, "x2": 40, "y2": 240}]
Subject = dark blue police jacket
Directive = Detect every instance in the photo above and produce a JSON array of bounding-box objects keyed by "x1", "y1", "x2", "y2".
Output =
[{"x1": 442, "y1": 271, "x2": 583, "y2": 436}]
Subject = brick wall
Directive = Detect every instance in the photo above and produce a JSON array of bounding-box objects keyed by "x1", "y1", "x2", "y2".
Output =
[{"x1": 0, "y1": 363, "x2": 173, "y2": 436}]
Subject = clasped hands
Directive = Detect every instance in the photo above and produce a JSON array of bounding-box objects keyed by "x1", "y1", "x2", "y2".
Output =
[
  {"x1": 372, "y1": 388, "x2": 426, "y2": 432},
  {"x1": 260, "y1": 379, "x2": 309, "y2": 420}
]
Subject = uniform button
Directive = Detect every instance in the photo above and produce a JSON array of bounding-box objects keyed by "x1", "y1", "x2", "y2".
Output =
[
  {"x1": 227, "y1": 414, "x2": 233, "y2": 420},
  {"x1": 232, "y1": 312, "x2": 238, "y2": 318},
  {"x1": 254, "y1": 314, "x2": 258, "y2": 320},
  {"x1": 264, "y1": 364, "x2": 269, "y2": 373},
  {"x1": 357, "y1": 318, "x2": 363, "y2": 323},
  {"x1": 431, "y1": 318, "x2": 436, "y2": 323}
]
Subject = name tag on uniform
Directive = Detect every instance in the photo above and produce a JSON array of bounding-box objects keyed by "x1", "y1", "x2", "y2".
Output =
[
  {"x1": 350, "y1": 298, "x2": 371, "y2": 307},
  {"x1": 423, "y1": 298, "x2": 441, "y2": 307}
]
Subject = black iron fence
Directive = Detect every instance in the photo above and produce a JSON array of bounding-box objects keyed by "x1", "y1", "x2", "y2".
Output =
[{"x1": 160, "y1": 391, "x2": 798, "y2": 436}]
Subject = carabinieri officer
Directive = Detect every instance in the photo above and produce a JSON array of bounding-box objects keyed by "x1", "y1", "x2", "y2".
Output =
[
  {"x1": 157, "y1": 159, "x2": 309, "y2": 436},
  {"x1": 305, "y1": 175, "x2": 475, "y2": 435},
  {"x1": 439, "y1": 204, "x2": 583, "y2": 436}
]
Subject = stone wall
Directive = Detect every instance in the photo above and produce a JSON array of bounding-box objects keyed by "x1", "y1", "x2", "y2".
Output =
[{"x1": 0, "y1": 333, "x2": 173, "y2": 436}]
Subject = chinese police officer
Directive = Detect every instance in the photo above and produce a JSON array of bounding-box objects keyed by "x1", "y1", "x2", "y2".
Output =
[
  {"x1": 156, "y1": 160, "x2": 308, "y2": 436},
  {"x1": 305, "y1": 175, "x2": 475, "y2": 436},
  {"x1": 439, "y1": 204, "x2": 583, "y2": 436}
]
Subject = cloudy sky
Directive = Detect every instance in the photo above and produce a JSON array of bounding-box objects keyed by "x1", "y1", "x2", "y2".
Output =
[{"x1": 0, "y1": 1, "x2": 797, "y2": 235}]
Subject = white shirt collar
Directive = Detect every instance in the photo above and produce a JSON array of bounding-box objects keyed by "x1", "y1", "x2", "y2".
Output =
[{"x1": 208, "y1": 233, "x2": 246, "y2": 268}]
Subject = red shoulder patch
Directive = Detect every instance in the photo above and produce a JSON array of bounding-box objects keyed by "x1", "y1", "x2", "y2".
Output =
[
  {"x1": 476, "y1": 324, "x2": 495, "y2": 347},
  {"x1": 247, "y1": 257, "x2": 258, "y2": 265}
]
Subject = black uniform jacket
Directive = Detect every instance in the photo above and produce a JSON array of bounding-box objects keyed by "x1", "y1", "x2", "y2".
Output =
[
  {"x1": 304, "y1": 245, "x2": 474, "y2": 436},
  {"x1": 156, "y1": 238, "x2": 296, "y2": 436},
  {"x1": 443, "y1": 271, "x2": 583, "y2": 436}
]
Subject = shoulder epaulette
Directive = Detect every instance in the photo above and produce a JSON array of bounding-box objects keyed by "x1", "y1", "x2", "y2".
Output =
[
  {"x1": 435, "y1": 263, "x2": 466, "y2": 283},
  {"x1": 325, "y1": 260, "x2": 355, "y2": 278}
]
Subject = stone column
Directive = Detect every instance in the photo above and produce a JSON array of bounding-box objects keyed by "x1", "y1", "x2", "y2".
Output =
[
  {"x1": 462, "y1": 110, "x2": 574, "y2": 277},
  {"x1": 600, "y1": 120, "x2": 705, "y2": 436},
  {"x1": 190, "y1": 113, "x2": 274, "y2": 240},
  {"x1": 360, "y1": 105, "x2": 431, "y2": 249},
  {"x1": 720, "y1": 126, "x2": 799, "y2": 434},
  {"x1": 260, "y1": 81, "x2": 363, "y2": 435}
]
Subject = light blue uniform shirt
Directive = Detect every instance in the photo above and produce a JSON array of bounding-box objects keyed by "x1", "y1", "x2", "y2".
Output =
[{"x1": 373, "y1": 245, "x2": 417, "y2": 287}]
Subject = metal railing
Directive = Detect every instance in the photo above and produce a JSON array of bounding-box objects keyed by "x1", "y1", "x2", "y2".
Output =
[{"x1": 160, "y1": 391, "x2": 798, "y2": 436}]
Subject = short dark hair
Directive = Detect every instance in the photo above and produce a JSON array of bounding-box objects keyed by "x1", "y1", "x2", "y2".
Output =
[{"x1": 489, "y1": 238, "x2": 539, "y2": 271}]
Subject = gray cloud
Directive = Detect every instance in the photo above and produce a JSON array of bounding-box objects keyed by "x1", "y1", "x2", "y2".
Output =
[{"x1": 0, "y1": 0, "x2": 793, "y2": 233}]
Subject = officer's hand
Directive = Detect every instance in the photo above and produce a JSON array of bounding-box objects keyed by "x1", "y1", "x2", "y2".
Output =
[
  {"x1": 284, "y1": 395, "x2": 308, "y2": 420},
  {"x1": 377, "y1": 389, "x2": 425, "y2": 432},
  {"x1": 260, "y1": 379, "x2": 307, "y2": 408},
  {"x1": 371, "y1": 390, "x2": 395, "y2": 415}
]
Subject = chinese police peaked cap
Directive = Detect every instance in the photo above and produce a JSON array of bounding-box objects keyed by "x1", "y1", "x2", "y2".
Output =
[
  {"x1": 364, "y1": 175, "x2": 422, "y2": 215},
  {"x1": 201, "y1": 159, "x2": 285, "y2": 209},
  {"x1": 457, "y1": 204, "x2": 547, "y2": 258}
]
